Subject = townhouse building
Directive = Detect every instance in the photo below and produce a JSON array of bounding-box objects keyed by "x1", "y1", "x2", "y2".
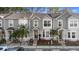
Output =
[{"x1": 0, "y1": 12, "x2": 79, "y2": 41}]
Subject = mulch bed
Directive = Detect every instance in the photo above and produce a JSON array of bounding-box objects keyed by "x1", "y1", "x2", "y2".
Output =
[
  {"x1": 51, "y1": 40, "x2": 61, "y2": 46},
  {"x1": 11, "y1": 39, "x2": 20, "y2": 43},
  {"x1": 37, "y1": 39, "x2": 51, "y2": 45},
  {"x1": 26, "y1": 39, "x2": 79, "y2": 46},
  {"x1": 65, "y1": 40, "x2": 79, "y2": 46},
  {"x1": 37, "y1": 39, "x2": 61, "y2": 46}
]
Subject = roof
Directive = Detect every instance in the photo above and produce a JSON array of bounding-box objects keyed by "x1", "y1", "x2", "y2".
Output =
[
  {"x1": 48, "y1": 13, "x2": 61, "y2": 18},
  {"x1": 69, "y1": 13, "x2": 79, "y2": 19},
  {"x1": 0, "y1": 12, "x2": 75, "y2": 20},
  {"x1": 4, "y1": 13, "x2": 32, "y2": 19},
  {"x1": 30, "y1": 13, "x2": 52, "y2": 19},
  {"x1": 0, "y1": 13, "x2": 11, "y2": 19}
]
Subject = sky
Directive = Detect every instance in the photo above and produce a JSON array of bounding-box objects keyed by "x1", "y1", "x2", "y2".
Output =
[
  {"x1": 68, "y1": 7, "x2": 79, "y2": 13},
  {"x1": 20, "y1": 7, "x2": 79, "y2": 24},
  {"x1": 27, "y1": 7, "x2": 79, "y2": 13}
]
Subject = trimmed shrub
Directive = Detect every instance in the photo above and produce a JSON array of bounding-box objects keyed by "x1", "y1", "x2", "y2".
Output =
[
  {"x1": 28, "y1": 39, "x2": 33, "y2": 45},
  {"x1": 52, "y1": 40, "x2": 61, "y2": 46},
  {"x1": 0, "y1": 39, "x2": 6, "y2": 44},
  {"x1": 11, "y1": 39, "x2": 20, "y2": 43}
]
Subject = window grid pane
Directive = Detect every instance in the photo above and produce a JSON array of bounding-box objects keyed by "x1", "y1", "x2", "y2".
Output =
[
  {"x1": 72, "y1": 32, "x2": 75, "y2": 38},
  {"x1": 68, "y1": 32, "x2": 70, "y2": 38}
]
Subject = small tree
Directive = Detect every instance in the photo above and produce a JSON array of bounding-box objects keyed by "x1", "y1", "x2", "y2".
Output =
[
  {"x1": 18, "y1": 25, "x2": 29, "y2": 45},
  {"x1": 50, "y1": 29, "x2": 59, "y2": 45},
  {"x1": 50, "y1": 29, "x2": 58, "y2": 39},
  {"x1": 11, "y1": 25, "x2": 29, "y2": 45}
]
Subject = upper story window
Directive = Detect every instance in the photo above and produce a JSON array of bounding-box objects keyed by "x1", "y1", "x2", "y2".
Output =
[
  {"x1": 0, "y1": 20, "x2": 2, "y2": 27},
  {"x1": 44, "y1": 20, "x2": 51, "y2": 27},
  {"x1": 8, "y1": 20, "x2": 14, "y2": 27},
  {"x1": 33, "y1": 20, "x2": 38, "y2": 27},
  {"x1": 58, "y1": 20, "x2": 63, "y2": 27},
  {"x1": 69, "y1": 20, "x2": 78, "y2": 28}
]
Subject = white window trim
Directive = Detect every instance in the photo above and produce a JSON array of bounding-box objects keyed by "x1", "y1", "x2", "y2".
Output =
[
  {"x1": 58, "y1": 20, "x2": 63, "y2": 28},
  {"x1": 67, "y1": 31, "x2": 76, "y2": 39},
  {"x1": 0, "y1": 20, "x2": 2, "y2": 27},
  {"x1": 33, "y1": 20, "x2": 38, "y2": 27},
  {"x1": 8, "y1": 20, "x2": 14, "y2": 27},
  {"x1": 43, "y1": 19, "x2": 52, "y2": 29},
  {"x1": 68, "y1": 19, "x2": 78, "y2": 29}
]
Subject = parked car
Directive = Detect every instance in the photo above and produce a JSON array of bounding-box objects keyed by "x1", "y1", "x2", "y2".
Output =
[
  {"x1": 0, "y1": 46, "x2": 8, "y2": 51},
  {"x1": 5, "y1": 47, "x2": 24, "y2": 51},
  {"x1": 14, "y1": 47, "x2": 24, "y2": 51}
]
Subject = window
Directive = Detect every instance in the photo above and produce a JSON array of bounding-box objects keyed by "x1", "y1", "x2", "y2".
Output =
[
  {"x1": 33, "y1": 20, "x2": 38, "y2": 27},
  {"x1": 68, "y1": 32, "x2": 70, "y2": 38},
  {"x1": 70, "y1": 21, "x2": 73, "y2": 27},
  {"x1": 59, "y1": 22, "x2": 62, "y2": 26},
  {"x1": 74, "y1": 21, "x2": 77, "y2": 27},
  {"x1": 44, "y1": 21, "x2": 51, "y2": 27},
  {"x1": 8, "y1": 20, "x2": 14, "y2": 27},
  {"x1": 68, "y1": 31, "x2": 76, "y2": 39},
  {"x1": 0, "y1": 20, "x2": 2, "y2": 27},
  {"x1": 48, "y1": 21, "x2": 51, "y2": 26},
  {"x1": 72, "y1": 32, "x2": 75, "y2": 38},
  {"x1": 69, "y1": 20, "x2": 78, "y2": 28},
  {"x1": 58, "y1": 20, "x2": 63, "y2": 27}
]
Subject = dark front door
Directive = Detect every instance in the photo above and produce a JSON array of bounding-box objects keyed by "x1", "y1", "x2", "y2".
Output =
[{"x1": 34, "y1": 30, "x2": 38, "y2": 39}]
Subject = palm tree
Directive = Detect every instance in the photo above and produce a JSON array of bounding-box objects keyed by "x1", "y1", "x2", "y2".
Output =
[
  {"x1": 48, "y1": 7, "x2": 60, "y2": 13},
  {"x1": 11, "y1": 25, "x2": 29, "y2": 45},
  {"x1": 0, "y1": 7, "x2": 10, "y2": 13}
]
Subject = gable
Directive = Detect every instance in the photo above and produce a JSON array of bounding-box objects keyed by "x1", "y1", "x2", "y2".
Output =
[
  {"x1": 32, "y1": 16, "x2": 41, "y2": 20},
  {"x1": 68, "y1": 15, "x2": 79, "y2": 19}
]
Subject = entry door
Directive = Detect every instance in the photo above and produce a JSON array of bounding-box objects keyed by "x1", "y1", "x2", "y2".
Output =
[{"x1": 34, "y1": 30, "x2": 39, "y2": 39}]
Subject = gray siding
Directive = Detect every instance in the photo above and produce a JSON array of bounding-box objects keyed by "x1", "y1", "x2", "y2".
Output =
[
  {"x1": 4, "y1": 19, "x2": 8, "y2": 29},
  {"x1": 14, "y1": 20, "x2": 19, "y2": 28},
  {"x1": 53, "y1": 16, "x2": 68, "y2": 30},
  {"x1": 2, "y1": 19, "x2": 4, "y2": 28},
  {"x1": 29, "y1": 17, "x2": 43, "y2": 31},
  {"x1": 38, "y1": 19, "x2": 43, "y2": 30},
  {"x1": 62, "y1": 17, "x2": 68, "y2": 29},
  {"x1": 53, "y1": 19, "x2": 58, "y2": 30}
]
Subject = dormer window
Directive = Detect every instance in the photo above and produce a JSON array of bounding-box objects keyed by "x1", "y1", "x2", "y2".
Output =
[
  {"x1": 58, "y1": 20, "x2": 63, "y2": 27},
  {"x1": 8, "y1": 20, "x2": 14, "y2": 27},
  {"x1": 59, "y1": 22, "x2": 62, "y2": 26},
  {"x1": 44, "y1": 21, "x2": 51, "y2": 27},
  {"x1": 33, "y1": 20, "x2": 38, "y2": 27}
]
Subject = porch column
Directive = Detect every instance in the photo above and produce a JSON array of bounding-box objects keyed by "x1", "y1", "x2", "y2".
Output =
[{"x1": 5, "y1": 30, "x2": 9, "y2": 41}]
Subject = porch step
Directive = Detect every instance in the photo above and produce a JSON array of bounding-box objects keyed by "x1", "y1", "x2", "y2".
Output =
[
  {"x1": 58, "y1": 40, "x2": 66, "y2": 46},
  {"x1": 33, "y1": 39, "x2": 37, "y2": 46}
]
